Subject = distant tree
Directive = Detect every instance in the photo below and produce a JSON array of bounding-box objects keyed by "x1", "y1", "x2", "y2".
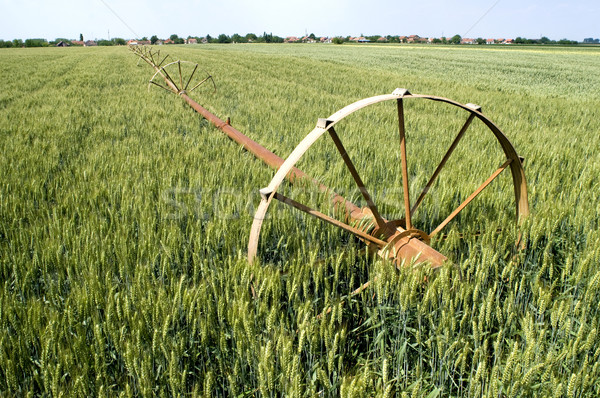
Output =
[
  {"x1": 231, "y1": 33, "x2": 245, "y2": 43},
  {"x1": 515, "y1": 37, "x2": 525, "y2": 44},
  {"x1": 450, "y1": 34, "x2": 461, "y2": 44},
  {"x1": 558, "y1": 38, "x2": 577, "y2": 45},
  {"x1": 206, "y1": 34, "x2": 213, "y2": 42},
  {"x1": 217, "y1": 34, "x2": 230, "y2": 43},
  {"x1": 151, "y1": 35, "x2": 158, "y2": 44},
  {"x1": 141, "y1": 37, "x2": 147, "y2": 41},
  {"x1": 540, "y1": 36, "x2": 551, "y2": 44},
  {"x1": 97, "y1": 40, "x2": 114, "y2": 46},
  {"x1": 79, "y1": 33, "x2": 83, "y2": 41},
  {"x1": 366, "y1": 35, "x2": 381, "y2": 42},
  {"x1": 432, "y1": 38, "x2": 442, "y2": 44},
  {"x1": 13, "y1": 39, "x2": 23, "y2": 47},
  {"x1": 441, "y1": 37, "x2": 447, "y2": 44},
  {"x1": 0, "y1": 40, "x2": 13, "y2": 48},
  {"x1": 170, "y1": 34, "x2": 179, "y2": 42},
  {"x1": 309, "y1": 33, "x2": 316, "y2": 40},
  {"x1": 245, "y1": 33, "x2": 257, "y2": 42},
  {"x1": 113, "y1": 38, "x2": 126, "y2": 45},
  {"x1": 332, "y1": 37, "x2": 344, "y2": 45},
  {"x1": 24, "y1": 38, "x2": 48, "y2": 47},
  {"x1": 476, "y1": 37, "x2": 485, "y2": 45}
]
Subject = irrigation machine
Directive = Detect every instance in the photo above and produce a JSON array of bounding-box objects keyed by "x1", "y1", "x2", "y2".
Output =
[{"x1": 131, "y1": 45, "x2": 529, "y2": 269}]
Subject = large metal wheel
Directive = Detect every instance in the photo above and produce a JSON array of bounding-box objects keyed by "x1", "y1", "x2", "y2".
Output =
[{"x1": 248, "y1": 89, "x2": 529, "y2": 267}]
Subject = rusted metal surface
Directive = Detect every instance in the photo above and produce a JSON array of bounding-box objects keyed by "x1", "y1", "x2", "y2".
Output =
[{"x1": 131, "y1": 45, "x2": 529, "y2": 269}]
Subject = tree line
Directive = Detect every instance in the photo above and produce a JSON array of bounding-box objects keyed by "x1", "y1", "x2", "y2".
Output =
[
  {"x1": 154, "y1": 33, "x2": 285, "y2": 44},
  {"x1": 0, "y1": 33, "x2": 591, "y2": 48},
  {"x1": 515, "y1": 36, "x2": 579, "y2": 45},
  {"x1": 0, "y1": 37, "x2": 128, "y2": 48}
]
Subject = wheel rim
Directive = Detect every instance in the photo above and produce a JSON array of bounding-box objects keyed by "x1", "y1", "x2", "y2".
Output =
[{"x1": 248, "y1": 89, "x2": 529, "y2": 265}]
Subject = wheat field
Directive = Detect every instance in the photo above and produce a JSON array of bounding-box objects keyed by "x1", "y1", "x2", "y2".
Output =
[{"x1": 1, "y1": 44, "x2": 599, "y2": 396}]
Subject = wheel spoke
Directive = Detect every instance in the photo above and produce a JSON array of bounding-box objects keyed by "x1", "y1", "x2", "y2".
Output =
[
  {"x1": 178, "y1": 61, "x2": 184, "y2": 92},
  {"x1": 411, "y1": 113, "x2": 476, "y2": 216},
  {"x1": 397, "y1": 98, "x2": 412, "y2": 229},
  {"x1": 149, "y1": 80, "x2": 172, "y2": 94},
  {"x1": 184, "y1": 63, "x2": 199, "y2": 91},
  {"x1": 328, "y1": 126, "x2": 386, "y2": 229},
  {"x1": 429, "y1": 158, "x2": 513, "y2": 238},
  {"x1": 157, "y1": 54, "x2": 170, "y2": 68},
  {"x1": 272, "y1": 191, "x2": 387, "y2": 247},
  {"x1": 188, "y1": 75, "x2": 214, "y2": 93}
]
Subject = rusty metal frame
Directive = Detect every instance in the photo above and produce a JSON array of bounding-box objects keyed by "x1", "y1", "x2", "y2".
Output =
[
  {"x1": 247, "y1": 89, "x2": 529, "y2": 267},
  {"x1": 131, "y1": 46, "x2": 529, "y2": 269}
]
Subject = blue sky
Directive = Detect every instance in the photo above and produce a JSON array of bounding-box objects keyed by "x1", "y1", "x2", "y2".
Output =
[{"x1": 1, "y1": 0, "x2": 598, "y2": 41}]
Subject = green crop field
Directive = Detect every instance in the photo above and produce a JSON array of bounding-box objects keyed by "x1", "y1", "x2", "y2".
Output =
[{"x1": 1, "y1": 43, "x2": 599, "y2": 397}]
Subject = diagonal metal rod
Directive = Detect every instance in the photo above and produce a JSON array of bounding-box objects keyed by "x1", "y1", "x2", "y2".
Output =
[
  {"x1": 429, "y1": 158, "x2": 513, "y2": 238},
  {"x1": 411, "y1": 113, "x2": 476, "y2": 216},
  {"x1": 161, "y1": 67, "x2": 178, "y2": 91},
  {"x1": 157, "y1": 54, "x2": 170, "y2": 68},
  {"x1": 149, "y1": 80, "x2": 173, "y2": 94},
  {"x1": 178, "y1": 61, "x2": 184, "y2": 92},
  {"x1": 184, "y1": 64, "x2": 199, "y2": 91},
  {"x1": 272, "y1": 192, "x2": 388, "y2": 247},
  {"x1": 188, "y1": 75, "x2": 214, "y2": 93},
  {"x1": 397, "y1": 98, "x2": 412, "y2": 230},
  {"x1": 328, "y1": 126, "x2": 386, "y2": 230}
]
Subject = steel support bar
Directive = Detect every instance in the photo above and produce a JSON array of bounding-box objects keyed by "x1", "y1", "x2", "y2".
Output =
[
  {"x1": 397, "y1": 98, "x2": 412, "y2": 230},
  {"x1": 272, "y1": 192, "x2": 388, "y2": 247},
  {"x1": 411, "y1": 113, "x2": 476, "y2": 216},
  {"x1": 327, "y1": 126, "x2": 386, "y2": 230},
  {"x1": 429, "y1": 158, "x2": 513, "y2": 238}
]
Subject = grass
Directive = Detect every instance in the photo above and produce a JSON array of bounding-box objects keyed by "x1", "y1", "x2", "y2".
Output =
[{"x1": 1, "y1": 43, "x2": 599, "y2": 396}]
